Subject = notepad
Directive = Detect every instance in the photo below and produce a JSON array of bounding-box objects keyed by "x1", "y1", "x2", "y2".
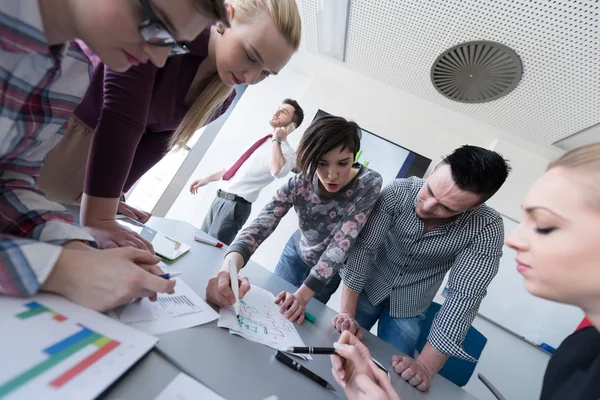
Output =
[
  {"x1": 218, "y1": 285, "x2": 311, "y2": 360},
  {"x1": 109, "y1": 278, "x2": 219, "y2": 334}
]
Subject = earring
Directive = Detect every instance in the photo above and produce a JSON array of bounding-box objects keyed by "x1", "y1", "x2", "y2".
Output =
[{"x1": 216, "y1": 22, "x2": 225, "y2": 35}]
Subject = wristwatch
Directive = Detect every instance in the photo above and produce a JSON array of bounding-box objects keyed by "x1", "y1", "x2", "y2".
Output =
[{"x1": 272, "y1": 136, "x2": 282, "y2": 144}]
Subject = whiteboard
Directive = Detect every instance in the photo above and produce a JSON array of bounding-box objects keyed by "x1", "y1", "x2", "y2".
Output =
[{"x1": 476, "y1": 215, "x2": 584, "y2": 349}]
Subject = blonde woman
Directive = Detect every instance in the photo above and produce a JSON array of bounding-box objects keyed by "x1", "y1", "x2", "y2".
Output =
[
  {"x1": 330, "y1": 142, "x2": 600, "y2": 400},
  {"x1": 39, "y1": 0, "x2": 301, "y2": 251}
]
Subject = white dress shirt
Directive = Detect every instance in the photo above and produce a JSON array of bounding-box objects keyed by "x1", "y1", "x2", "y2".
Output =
[{"x1": 220, "y1": 138, "x2": 296, "y2": 203}]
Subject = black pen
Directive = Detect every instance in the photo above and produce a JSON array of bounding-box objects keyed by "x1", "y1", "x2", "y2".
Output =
[
  {"x1": 275, "y1": 351, "x2": 334, "y2": 390},
  {"x1": 286, "y1": 346, "x2": 336, "y2": 355}
]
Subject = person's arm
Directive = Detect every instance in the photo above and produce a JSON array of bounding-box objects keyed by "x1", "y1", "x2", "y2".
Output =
[
  {"x1": 80, "y1": 63, "x2": 159, "y2": 248},
  {"x1": 226, "y1": 177, "x2": 297, "y2": 268},
  {"x1": 190, "y1": 168, "x2": 227, "y2": 194},
  {"x1": 0, "y1": 175, "x2": 98, "y2": 296},
  {"x1": 393, "y1": 215, "x2": 504, "y2": 391},
  {"x1": 206, "y1": 178, "x2": 296, "y2": 307},
  {"x1": 269, "y1": 127, "x2": 294, "y2": 177},
  {"x1": 332, "y1": 181, "x2": 399, "y2": 335}
]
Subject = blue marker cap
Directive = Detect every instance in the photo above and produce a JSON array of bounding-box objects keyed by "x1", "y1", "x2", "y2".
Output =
[{"x1": 539, "y1": 343, "x2": 556, "y2": 354}]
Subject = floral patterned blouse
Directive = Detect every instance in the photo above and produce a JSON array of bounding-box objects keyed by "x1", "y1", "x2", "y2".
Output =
[{"x1": 228, "y1": 166, "x2": 383, "y2": 294}]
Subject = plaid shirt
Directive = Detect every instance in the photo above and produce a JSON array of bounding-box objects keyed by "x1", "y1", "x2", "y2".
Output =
[
  {"x1": 0, "y1": 1, "x2": 96, "y2": 297},
  {"x1": 343, "y1": 177, "x2": 503, "y2": 361}
]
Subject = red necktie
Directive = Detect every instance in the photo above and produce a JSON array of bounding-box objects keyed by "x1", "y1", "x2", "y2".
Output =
[{"x1": 222, "y1": 134, "x2": 273, "y2": 181}]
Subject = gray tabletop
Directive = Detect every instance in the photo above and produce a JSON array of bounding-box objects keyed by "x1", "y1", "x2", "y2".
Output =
[{"x1": 98, "y1": 217, "x2": 477, "y2": 400}]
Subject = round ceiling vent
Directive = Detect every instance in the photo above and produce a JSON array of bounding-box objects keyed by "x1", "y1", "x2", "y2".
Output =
[{"x1": 431, "y1": 40, "x2": 523, "y2": 104}]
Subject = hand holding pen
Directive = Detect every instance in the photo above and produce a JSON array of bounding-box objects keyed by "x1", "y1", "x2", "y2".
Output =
[
  {"x1": 331, "y1": 331, "x2": 399, "y2": 400},
  {"x1": 205, "y1": 253, "x2": 251, "y2": 307}
]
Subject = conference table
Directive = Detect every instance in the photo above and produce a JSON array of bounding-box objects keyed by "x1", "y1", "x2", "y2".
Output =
[{"x1": 96, "y1": 216, "x2": 477, "y2": 400}]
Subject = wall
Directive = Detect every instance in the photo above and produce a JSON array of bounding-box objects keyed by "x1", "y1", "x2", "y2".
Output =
[{"x1": 167, "y1": 51, "x2": 556, "y2": 400}]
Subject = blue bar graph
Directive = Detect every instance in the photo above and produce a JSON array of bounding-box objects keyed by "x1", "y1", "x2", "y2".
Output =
[{"x1": 43, "y1": 326, "x2": 94, "y2": 356}]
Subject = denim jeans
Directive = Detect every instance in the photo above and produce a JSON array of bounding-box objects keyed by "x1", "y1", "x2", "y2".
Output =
[
  {"x1": 274, "y1": 233, "x2": 342, "y2": 304},
  {"x1": 354, "y1": 292, "x2": 426, "y2": 357}
]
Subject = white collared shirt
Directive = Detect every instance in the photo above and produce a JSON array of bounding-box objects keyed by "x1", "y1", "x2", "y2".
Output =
[{"x1": 220, "y1": 138, "x2": 296, "y2": 203}]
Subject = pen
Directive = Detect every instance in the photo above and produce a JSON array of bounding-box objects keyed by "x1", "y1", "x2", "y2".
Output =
[
  {"x1": 228, "y1": 259, "x2": 240, "y2": 319},
  {"x1": 157, "y1": 272, "x2": 182, "y2": 280},
  {"x1": 194, "y1": 235, "x2": 224, "y2": 248},
  {"x1": 275, "y1": 351, "x2": 333, "y2": 390},
  {"x1": 285, "y1": 346, "x2": 336, "y2": 354}
]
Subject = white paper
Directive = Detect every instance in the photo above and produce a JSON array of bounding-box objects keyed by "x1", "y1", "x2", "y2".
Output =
[
  {"x1": 108, "y1": 278, "x2": 218, "y2": 334},
  {"x1": 0, "y1": 294, "x2": 157, "y2": 400},
  {"x1": 218, "y1": 285, "x2": 310, "y2": 359},
  {"x1": 154, "y1": 373, "x2": 225, "y2": 400}
]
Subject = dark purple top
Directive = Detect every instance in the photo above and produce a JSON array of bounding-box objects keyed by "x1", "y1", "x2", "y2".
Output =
[{"x1": 75, "y1": 27, "x2": 235, "y2": 198}]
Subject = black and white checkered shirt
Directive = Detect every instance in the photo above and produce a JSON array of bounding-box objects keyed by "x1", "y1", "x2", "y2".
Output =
[{"x1": 342, "y1": 177, "x2": 503, "y2": 361}]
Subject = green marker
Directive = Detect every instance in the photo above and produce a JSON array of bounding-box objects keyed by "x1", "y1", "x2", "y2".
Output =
[
  {"x1": 355, "y1": 150, "x2": 363, "y2": 163},
  {"x1": 304, "y1": 312, "x2": 317, "y2": 323},
  {"x1": 363, "y1": 160, "x2": 370, "y2": 167}
]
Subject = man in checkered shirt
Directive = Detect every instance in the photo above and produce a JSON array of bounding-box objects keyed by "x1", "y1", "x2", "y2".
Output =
[{"x1": 333, "y1": 145, "x2": 511, "y2": 391}]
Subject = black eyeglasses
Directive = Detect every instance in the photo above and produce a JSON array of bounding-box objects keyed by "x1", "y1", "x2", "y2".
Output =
[{"x1": 138, "y1": 0, "x2": 189, "y2": 56}]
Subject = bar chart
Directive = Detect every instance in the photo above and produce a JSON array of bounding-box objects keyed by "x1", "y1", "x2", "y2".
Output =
[
  {"x1": 0, "y1": 302, "x2": 120, "y2": 398},
  {"x1": 0, "y1": 295, "x2": 157, "y2": 400}
]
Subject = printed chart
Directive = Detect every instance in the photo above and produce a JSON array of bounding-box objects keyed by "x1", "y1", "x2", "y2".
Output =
[
  {"x1": 0, "y1": 294, "x2": 156, "y2": 400},
  {"x1": 218, "y1": 286, "x2": 309, "y2": 359},
  {"x1": 109, "y1": 278, "x2": 218, "y2": 334}
]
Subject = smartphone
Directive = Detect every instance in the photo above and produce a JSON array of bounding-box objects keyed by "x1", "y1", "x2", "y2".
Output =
[
  {"x1": 115, "y1": 215, "x2": 191, "y2": 263},
  {"x1": 286, "y1": 122, "x2": 296, "y2": 134}
]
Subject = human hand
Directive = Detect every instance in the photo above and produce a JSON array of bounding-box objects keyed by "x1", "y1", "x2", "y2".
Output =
[
  {"x1": 117, "y1": 201, "x2": 151, "y2": 223},
  {"x1": 392, "y1": 355, "x2": 432, "y2": 391},
  {"x1": 347, "y1": 368, "x2": 401, "y2": 400},
  {"x1": 42, "y1": 247, "x2": 175, "y2": 312},
  {"x1": 189, "y1": 178, "x2": 209, "y2": 194},
  {"x1": 272, "y1": 126, "x2": 290, "y2": 141},
  {"x1": 274, "y1": 291, "x2": 307, "y2": 324},
  {"x1": 205, "y1": 270, "x2": 251, "y2": 307},
  {"x1": 331, "y1": 331, "x2": 399, "y2": 400},
  {"x1": 332, "y1": 312, "x2": 364, "y2": 339},
  {"x1": 83, "y1": 219, "x2": 154, "y2": 253}
]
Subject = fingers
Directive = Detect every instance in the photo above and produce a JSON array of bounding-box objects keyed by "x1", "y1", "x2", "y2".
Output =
[
  {"x1": 331, "y1": 367, "x2": 346, "y2": 388},
  {"x1": 118, "y1": 206, "x2": 137, "y2": 220},
  {"x1": 338, "y1": 330, "x2": 361, "y2": 346},
  {"x1": 274, "y1": 291, "x2": 286, "y2": 304},
  {"x1": 408, "y1": 373, "x2": 423, "y2": 387},
  {"x1": 278, "y1": 293, "x2": 295, "y2": 314},
  {"x1": 216, "y1": 271, "x2": 236, "y2": 305},
  {"x1": 356, "y1": 327, "x2": 364, "y2": 340},
  {"x1": 283, "y1": 297, "x2": 299, "y2": 319},
  {"x1": 287, "y1": 301, "x2": 304, "y2": 322},
  {"x1": 297, "y1": 311, "x2": 305, "y2": 325},
  {"x1": 124, "y1": 247, "x2": 161, "y2": 265},
  {"x1": 238, "y1": 276, "x2": 251, "y2": 299},
  {"x1": 138, "y1": 269, "x2": 176, "y2": 293}
]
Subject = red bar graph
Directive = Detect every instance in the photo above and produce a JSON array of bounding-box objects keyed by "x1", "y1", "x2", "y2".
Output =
[{"x1": 49, "y1": 340, "x2": 120, "y2": 388}]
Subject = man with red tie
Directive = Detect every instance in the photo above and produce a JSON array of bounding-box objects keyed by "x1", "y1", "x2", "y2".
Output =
[{"x1": 190, "y1": 99, "x2": 304, "y2": 245}]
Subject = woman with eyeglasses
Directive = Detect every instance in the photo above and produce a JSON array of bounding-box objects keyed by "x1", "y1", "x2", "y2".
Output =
[
  {"x1": 39, "y1": 0, "x2": 302, "y2": 252},
  {"x1": 329, "y1": 143, "x2": 600, "y2": 400}
]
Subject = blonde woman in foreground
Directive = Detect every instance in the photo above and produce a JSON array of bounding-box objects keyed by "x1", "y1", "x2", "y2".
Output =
[
  {"x1": 331, "y1": 142, "x2": 600, "y2": 400},
  {"x1": 39, "y1": 0, "x2": 301, "y2": 251}
]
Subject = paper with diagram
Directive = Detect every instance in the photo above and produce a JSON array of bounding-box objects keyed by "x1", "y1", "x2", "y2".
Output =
[
  {"x1": 0, "y1": 294, "x2": 157, "y2": 400},
  {"x1": 218, "y1": 285, "x2": 310, "y2": 359},
  {"x1": 154, "y1": 373, "x2": 225, "y2": 400},
  {"x1": 108, "y1": 278, "x2": 219, "y2": 334}
]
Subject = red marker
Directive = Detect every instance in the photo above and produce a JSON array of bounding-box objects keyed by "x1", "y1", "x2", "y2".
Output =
[{"x1": 194, "y1": 235, "x2": 224, "y2": 248}]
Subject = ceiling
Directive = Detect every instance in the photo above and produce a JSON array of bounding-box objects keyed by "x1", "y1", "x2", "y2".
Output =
[{"x1": 300, "y1": 0, "x2": 600, "y2": 154}]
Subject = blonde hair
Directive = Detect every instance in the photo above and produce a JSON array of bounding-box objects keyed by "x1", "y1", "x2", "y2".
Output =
[
  {"x1": 170, "y1": 0, "x2": 302, "y2": 150},
  {"x1": 548, "y1": 143, "x2": 600, "y2": 201}
]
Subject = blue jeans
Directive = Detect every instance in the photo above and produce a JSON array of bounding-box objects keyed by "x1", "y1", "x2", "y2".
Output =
[
  {"x1": 355, "y1": 292, "x2": 426, "y2": 357},
  {"x1": 274, "y1": 233, "x2": 342, "y2": 304}
]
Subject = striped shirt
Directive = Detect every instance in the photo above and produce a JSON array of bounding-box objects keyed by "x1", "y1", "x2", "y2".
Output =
[
  {"x1": 343, "y1": 177, "x2": 503, "y2": 360},
  {"x1": 0, "y1": 1, "x2": 95, "y2": 297}
]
